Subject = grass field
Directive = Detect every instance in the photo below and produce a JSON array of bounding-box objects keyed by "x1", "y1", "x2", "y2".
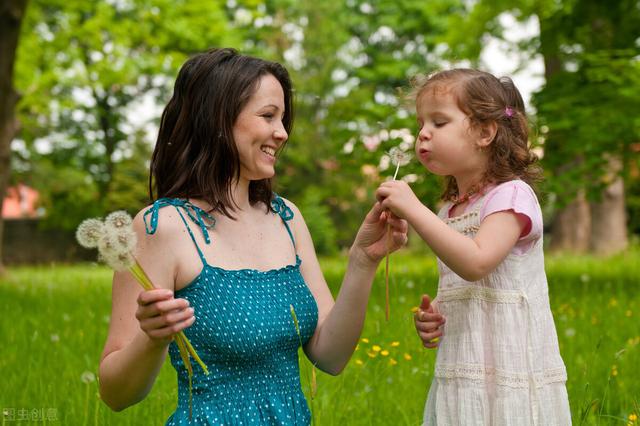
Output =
[{"x1": 1, "y1": 250, "x2": 639, "y2": 425}]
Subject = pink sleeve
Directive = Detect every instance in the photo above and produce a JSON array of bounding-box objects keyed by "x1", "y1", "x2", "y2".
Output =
[{"x1": 479, "y1": 180, "x2": 543, "y2": 255}]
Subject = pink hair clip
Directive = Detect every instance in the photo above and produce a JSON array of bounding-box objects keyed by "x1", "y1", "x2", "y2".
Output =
[{"x1": 505, "y1": 106, "x2": 514, "y2": 118}]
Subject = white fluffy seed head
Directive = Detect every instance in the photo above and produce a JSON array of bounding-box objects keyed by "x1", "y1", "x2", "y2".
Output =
[
  {"x1": 388, "y1": 147, "x2": 412, "y2": 167},
  {"x1": 104, "y1": 210, "x2": 133, "y2": 230},
  {"x1": 76, "y1": 219, "x2": 106, "y2": 248}
]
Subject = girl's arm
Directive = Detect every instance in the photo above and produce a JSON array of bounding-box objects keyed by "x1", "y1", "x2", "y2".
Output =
[
  {"x1": 98, "y1": 210, "x2": 194, "y2": 411},
  {"x1": 288, "y1": 200, "x2": 407, "y2": 375},
  {"x1": 377, "y1": 181, "x2": 527, "y2": 281}
]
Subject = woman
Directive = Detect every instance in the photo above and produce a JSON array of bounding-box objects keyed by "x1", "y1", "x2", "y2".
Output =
[{"x1": 98, "y1": 48, "x2": 408, "y2": 425}]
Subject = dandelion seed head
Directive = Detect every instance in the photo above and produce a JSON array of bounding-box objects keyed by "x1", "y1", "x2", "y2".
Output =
[
  {"x1": 115, "y1": 229, "x2": 137, "y2": 253},
  {"x1": 105, "y1": 210, "x2": 133, "y2": 230},
  {"x1": 102, "y1": 251, "x2": 135, "y2": 271},
  {"x1": 80, "y1": 371, "x2": 96, "y2": 384},
  {"x1": 388, "y1": 147, "x2": 412, "y2": 167},
  {"x1": 98, "y1": 232, "x2": 121, "y2": 257},
  {"x1": 76, "y1": 218, "x2": 105, "y2": 248}
]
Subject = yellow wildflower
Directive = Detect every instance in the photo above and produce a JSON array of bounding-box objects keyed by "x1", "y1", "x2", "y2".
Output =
[
  {"x1": 355, "y1": 359, "x2": 363, "y2": 366},
  {"x1": 372, "y1": 345, "x2": 382, "y2": 352},
  {"x1": 361, "y1": 338, "x2": 370, "y2": 343},
  {"x1": 628, "y1": 413, "x2": 637, "y2": 421},
  {"x1": 410, "y1": 306, "x2": 419, "y2": 313},
  {"x1": 389, "y1": 358, "x2": 397, "y2": 366},
  {"x1": 404, "y1": 353, "x2": 412, "y2": 361},
  {"x1": 391, "y1": 341, "x2": 400, "y2": 347},
  {"x1": 381, "y1": 350, "x2": 389, "y2": 357},
  {"x1": 367, "y1": 351, "x2": 377, "y2": 358}
]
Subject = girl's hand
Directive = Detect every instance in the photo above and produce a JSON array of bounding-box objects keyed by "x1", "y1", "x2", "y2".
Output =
[
  {"x1": 351, "y1": 201, "x2": 408, "y2": 265},
  {"x1": 135, "y1": 289, "x2": 195, "y2": 345},
  {"x1": 376, "y1": 180, "x2": 422, "y2": 220},
  {"x1": 414, "y1": 294, "x2": 445, "y2": 349}
]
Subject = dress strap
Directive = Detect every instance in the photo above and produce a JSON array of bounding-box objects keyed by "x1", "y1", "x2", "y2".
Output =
[
  {"x1": 143, "y1": 198, "x2": 216, "y2": 266},
  {"x1": 270, "y1": 195, "x2": 296, "y2": 249}
]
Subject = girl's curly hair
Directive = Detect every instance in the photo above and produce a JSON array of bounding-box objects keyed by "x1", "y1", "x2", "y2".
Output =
[{"x1": 413, "y1": 69, "x2": 542, "y2": 201}]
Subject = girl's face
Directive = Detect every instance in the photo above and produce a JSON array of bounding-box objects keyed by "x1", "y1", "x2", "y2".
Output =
[
  {"x1": 233, "y1": 74, "x2": 288, "y2": 182},
  {"x1": 414, "y1": 89, "x2": 486, "y2": 178}
]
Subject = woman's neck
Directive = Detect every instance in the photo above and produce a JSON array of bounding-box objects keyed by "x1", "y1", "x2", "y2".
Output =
[{"x1": 229, "y1": 177, "x2": 251, "y2": 211}]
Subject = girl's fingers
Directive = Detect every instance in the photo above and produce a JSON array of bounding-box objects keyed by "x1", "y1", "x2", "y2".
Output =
[
  {"x1": 415, "y1": 309, "x2": 444, "y2": 323},
  {"x1": 419, "y1": 330, "x2": 443, "y2": 344},
  {"x1": 415, "y1": 321, "x2": 442, "y2": 333}
]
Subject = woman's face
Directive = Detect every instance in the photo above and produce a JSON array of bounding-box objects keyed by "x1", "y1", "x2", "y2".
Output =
[{"x1": 233, "y1": 74, "x2": 288, "y2": 182}]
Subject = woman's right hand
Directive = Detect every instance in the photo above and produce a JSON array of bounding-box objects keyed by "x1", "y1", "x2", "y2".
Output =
[
  {"x1": 415, "y1": 294, "x2": 445, "y2": 349},
  {"x1": 135, "y1": 289, "x2": 195, "y2": 345}
]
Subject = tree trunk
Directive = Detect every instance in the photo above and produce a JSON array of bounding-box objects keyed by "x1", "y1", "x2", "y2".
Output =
[
  {"x1": 590, "y1": 157, "x2": 627, "y2": 255},
  {"x1": 0, "y1": 0, "x2": 29, "y2": 274},
  {"x1": 549, "y1": 190, "x2": 592, "y2": 253},
  {"x1": 538, "y1": 13, "x2": 592, "y2": 253}
]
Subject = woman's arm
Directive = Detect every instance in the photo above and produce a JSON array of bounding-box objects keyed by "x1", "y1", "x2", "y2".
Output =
[
  {"x1": 289, "y1": 200, "x2": 408, "y2": 375},
  {"x1": 98, "y1": 210, "x2": 194, "y2": 411},
  {"x1": 377, "y1": 181, "x2": 526, "y2": 281}
]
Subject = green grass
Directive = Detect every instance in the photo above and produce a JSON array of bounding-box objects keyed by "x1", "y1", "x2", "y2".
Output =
[{"x1": 1, "y1": 250, "x2": 639, "y2": 425}]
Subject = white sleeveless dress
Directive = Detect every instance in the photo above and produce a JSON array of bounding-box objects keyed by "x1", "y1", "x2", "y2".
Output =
[{"x1": 423, "y1": 186, "x2": 571, "y2": 426}]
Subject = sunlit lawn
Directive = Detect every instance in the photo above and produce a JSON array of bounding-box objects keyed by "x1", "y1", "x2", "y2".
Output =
[{"x1": 1, "y1": 249, "x2": 638, "y2": 425}]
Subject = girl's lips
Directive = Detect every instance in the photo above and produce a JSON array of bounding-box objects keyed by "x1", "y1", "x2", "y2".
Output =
[{"x1": 418, "y1": 149, "x2": 430, "y2": 160}]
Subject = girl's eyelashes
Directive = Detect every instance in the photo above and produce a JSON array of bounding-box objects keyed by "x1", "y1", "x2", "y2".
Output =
[{"x1": 434, "y1": 121, "x2": 447, "y2": 128}]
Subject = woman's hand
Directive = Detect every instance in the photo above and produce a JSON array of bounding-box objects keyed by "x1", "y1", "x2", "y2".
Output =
[
  {"x1": 415, "y1": 294, "x2": 445, "y2": 348},
  {"x1": 135, "y1": 289, "x2": 195, "y2": 345},
  {"x1": 351, "y1": 201, "x2": 408, "y2": 265}
]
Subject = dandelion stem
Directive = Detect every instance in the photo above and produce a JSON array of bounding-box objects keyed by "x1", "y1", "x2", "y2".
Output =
[
  {"x1": 385, "y1": 225, "x2": 391, "y2": 322},
  {"x1": 384, "y1": 161, "x2": 401, "y2": 322},
  {"x1": 392, "y1": 162, "x2": 400, "y2": 180}
]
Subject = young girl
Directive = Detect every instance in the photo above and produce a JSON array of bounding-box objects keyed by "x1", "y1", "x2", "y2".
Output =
[{"x1": 376, "y1": 69, "x2": 571, "y2": 425}]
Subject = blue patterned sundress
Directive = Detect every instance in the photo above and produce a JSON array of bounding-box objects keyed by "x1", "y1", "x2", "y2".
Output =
[{"x1": 143, "y1": 196, "x2": 319, "y2": 425}]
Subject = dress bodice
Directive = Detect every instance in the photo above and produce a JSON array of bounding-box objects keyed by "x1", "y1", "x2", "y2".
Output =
[{"x1": 144, "y1": 197, "x2": 318, "y2": 425}]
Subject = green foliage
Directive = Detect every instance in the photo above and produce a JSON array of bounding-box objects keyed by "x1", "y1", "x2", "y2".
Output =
[
  {"x1": 9, "y1": 0, "x2": 640, "y2": 242},
  {"x1": 13, "y1": 0, "x2": 240, "y2": 227},
  {"x1": 292, "y1": 188, "x2": 338, "y2": 255},
  {"x1": 1, "y1": 251, "x2": 639, "y2": 424},
  {"x1": 534, "y1": 52, "x2": 640, "y2": 204}
]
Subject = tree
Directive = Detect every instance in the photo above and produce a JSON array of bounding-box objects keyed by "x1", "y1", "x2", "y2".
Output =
[
  {"x1": 0, "y1": 0, "x2": 29, "y2": 273},
  {"x1": 13, "y1": 0, "x2": 240, "y2": 229}
]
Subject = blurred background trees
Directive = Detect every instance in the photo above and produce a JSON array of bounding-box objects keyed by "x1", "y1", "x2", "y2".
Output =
[{"x1": 2, "y1": 0, "x2": 639, "y2": 267}]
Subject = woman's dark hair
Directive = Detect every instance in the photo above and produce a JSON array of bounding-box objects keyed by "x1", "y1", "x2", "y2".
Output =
[
  {"x1": 413, "y1": 69, "x2": 542, "y2": 201},
  {"x1": 149, "y1": 47, "x2": 294, "y2": 217}
]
